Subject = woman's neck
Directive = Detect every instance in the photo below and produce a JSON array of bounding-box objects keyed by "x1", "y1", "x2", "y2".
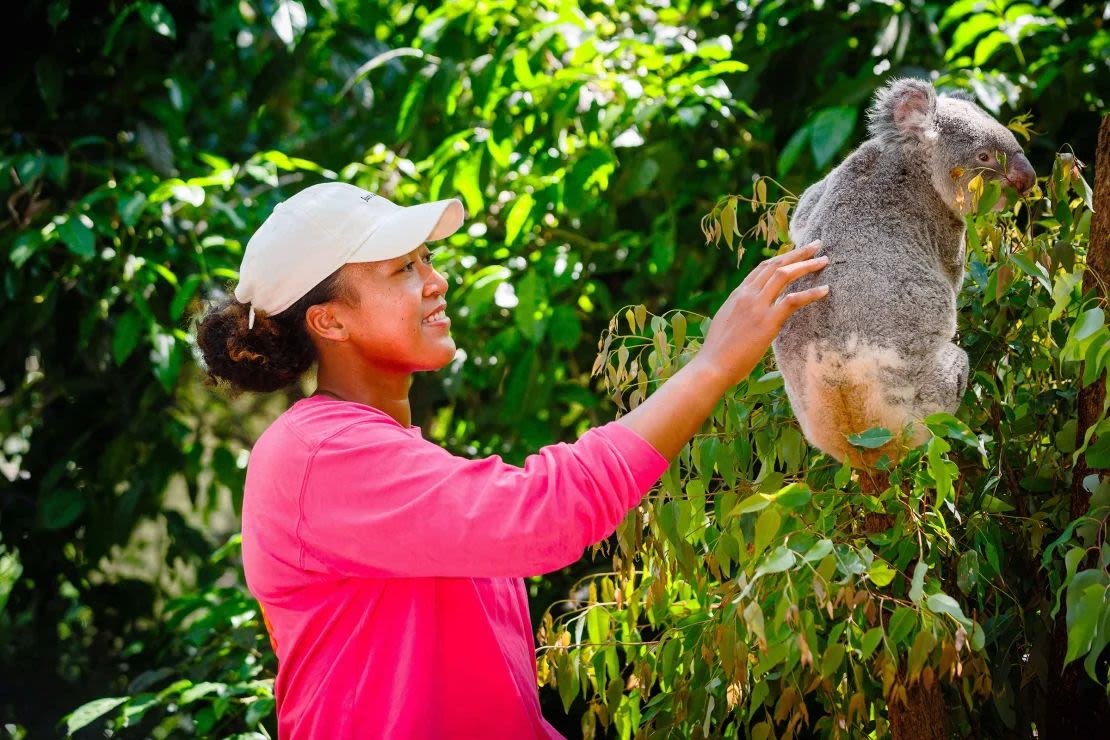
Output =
[{"x1": 313, "y1": 363, "x2": 414, "y2": 427}]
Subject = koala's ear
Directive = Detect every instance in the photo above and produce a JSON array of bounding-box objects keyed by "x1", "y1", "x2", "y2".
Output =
[{"x1": 866, "y1": 78, "x2": 937, "y2": 145}]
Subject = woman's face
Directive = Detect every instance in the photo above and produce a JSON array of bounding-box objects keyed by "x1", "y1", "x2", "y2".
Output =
[{"x1": 321, "y1": 244, "x2": 455, "y2": 373}]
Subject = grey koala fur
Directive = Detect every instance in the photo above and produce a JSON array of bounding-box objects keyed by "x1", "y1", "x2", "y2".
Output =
[{"x1": 771, "y1": 77, "x2": 1036, "y2": 466}]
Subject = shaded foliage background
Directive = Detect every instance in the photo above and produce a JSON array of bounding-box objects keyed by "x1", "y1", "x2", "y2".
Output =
[{"x1": 1, "y1": 0, "x2": 1107, "y2": 737}]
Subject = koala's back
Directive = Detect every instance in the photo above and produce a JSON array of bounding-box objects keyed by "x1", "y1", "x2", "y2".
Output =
[
  {"x1": 772, "y1": 143, "x2": 965, "y2": 464},
  {"x1": 779, "y1": 142, "x2": 962, "y2": 355}
]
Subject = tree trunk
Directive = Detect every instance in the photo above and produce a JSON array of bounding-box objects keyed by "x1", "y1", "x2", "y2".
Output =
[
  {"x1": 1044, "y1": 114, "x2": 1110, "y2": 739},
  {"x1": 1072, "y1": 114, "x2": 1110, "y2": 519},
  {"x1": 889, "y1": 678, "x2": 949, "y2": 740},
  {"x1": 859, "y1": 472, "x2": 949, "y2": 739}
]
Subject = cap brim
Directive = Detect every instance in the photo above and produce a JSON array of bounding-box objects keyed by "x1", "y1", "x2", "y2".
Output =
[{"x1": 348, "y1": 198, "x2": 465, "y2": 263}]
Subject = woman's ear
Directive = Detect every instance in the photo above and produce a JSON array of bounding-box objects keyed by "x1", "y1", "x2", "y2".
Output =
[{"x1": 305, "y1": 303, "x2": 349, "y2": 343}]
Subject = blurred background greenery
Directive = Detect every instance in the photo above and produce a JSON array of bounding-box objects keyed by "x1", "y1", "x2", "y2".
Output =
[{"x1": 2, "y1": 0, "x2": 1107, "y2": 737}]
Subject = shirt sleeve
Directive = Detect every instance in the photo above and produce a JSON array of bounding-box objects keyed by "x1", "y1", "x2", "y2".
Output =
[{"x1": 294, "y1": 420, "x2": 669, "y2": 579}]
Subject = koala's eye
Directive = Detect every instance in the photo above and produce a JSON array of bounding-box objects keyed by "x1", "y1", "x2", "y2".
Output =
[{"x1": 978, "y1": 152, "x2": 991, "y2": 163}]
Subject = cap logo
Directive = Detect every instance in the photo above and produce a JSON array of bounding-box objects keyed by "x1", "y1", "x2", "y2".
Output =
[{"x1": 360, "y1": 193, "x2": 377, "y2": 202}]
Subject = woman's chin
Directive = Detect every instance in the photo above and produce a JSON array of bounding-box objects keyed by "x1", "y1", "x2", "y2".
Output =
[{"x1": 422, "y1": 341, "x2": 457, "y2": 371}]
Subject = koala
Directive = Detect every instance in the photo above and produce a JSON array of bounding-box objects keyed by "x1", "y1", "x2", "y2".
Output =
[{"x1": 771, "y1": 77, "x2": 1036, "y2": 466}]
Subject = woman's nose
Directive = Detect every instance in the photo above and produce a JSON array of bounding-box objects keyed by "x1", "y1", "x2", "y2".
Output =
[{"x1": 428, "y1": 267, "x2": 449, "y2": 296}]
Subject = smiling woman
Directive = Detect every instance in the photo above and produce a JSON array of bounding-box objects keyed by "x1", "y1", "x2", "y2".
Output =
[
  {"x1": 196, "y1": 182, "x2": 463, "y2": 399},
  {"x1": 304, "y1": 246, "x2": 459, "y2": 425},
  {"x1": 194, "y1": 181, "x2": 828, "y2": 739}
]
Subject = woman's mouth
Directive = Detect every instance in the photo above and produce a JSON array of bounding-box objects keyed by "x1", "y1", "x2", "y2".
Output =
[{"x1": 422, "y1": 309, "x2": 449, "y2": 327}]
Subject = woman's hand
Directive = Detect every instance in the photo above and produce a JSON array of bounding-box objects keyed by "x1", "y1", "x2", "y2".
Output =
[
  {"x1": 692, "y1": 239, "x2": 829, "y2": 388},
  {"x1": 617, "y1": 240, "x2": 829, "y2": 461}
]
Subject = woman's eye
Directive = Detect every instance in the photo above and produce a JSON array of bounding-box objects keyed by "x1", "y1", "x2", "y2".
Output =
[{"x1": 400, "y1": 254, "x2": 434, "y2": 273}]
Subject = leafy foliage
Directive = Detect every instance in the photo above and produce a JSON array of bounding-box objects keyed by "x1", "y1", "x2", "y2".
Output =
[
  {"x1": 2, "y1": 0, "x2": 1107, "y2": 736},
  {"x1": 534, "y1": 156, "x2": 1106, "y2": 737}
]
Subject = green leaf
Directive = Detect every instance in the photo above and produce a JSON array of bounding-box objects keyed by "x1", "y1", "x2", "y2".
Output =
[
  {"x1": 734, "y1": 493, "x2": 771, "y2": 515},
  {"x1": 1086, "y1": 433, "x2": 1110, "y2": 469},
  {"x1": 1077, "y1": 172, "x2": 1095, "y2": 211},
  {"x1": 180, "y1": 681, "x2": 224, "y2": 704},
  {"x1": 868, "y1": 559, "x2": 897, "y2": 587},
  {"x1": 149, "y1": 330, "x2": 184, "y2": 393},
  {"x1": 755, "y1": 544, "x2": 796, "y2": 577},
  {"x1": 40, "y1": 488, "x2": 85, "y2": 530},
  {"x1": 909, "y1": 560, "x2": 927, "y2": 603},
  {"x1": 625, "y1": 157, "x2": 660, "y2": 196},
  {"x1": 957, "y1": 551, "x2": 980, "y2": 595},
  {"x1": 809, "y1": 106, "x2": 858, "y2": 170},
  {"x1": 753, "y1": 507, "x2": 781, "y2": 557},
  {"x1": 36, "y1": 56, "x2": 63, "y2": 114},
  {"x1": 927, "y1": 436, "x2": 954, "y2": 505},
  {"x1": 512, "y1": 270, "x2": 546, "y2": 342},
  {"x1": 697, "y1": 436, "x2": 720, "y2": 477},
  {"x1": 746, "y1": 370, "x2": 784, "y2": 396},
  {"x1": 121, "y1": 693, "x2": 159, "y2": 726},
  {"x1": 1052, "y1": 547, "x2": 1087, "y2": 619},
  {"x1": 1065, "y1": 581, "x2": 1107, "y2": 665},
  {"x1": 59, "y1": 214, "x2": 95, "y2": 258},
  {"x1": 772, "y1": 483, "x2": 811, "y2": 509},
  {"x1": 1009, "y1": 251, "x2": 1051, "y2": 291},
  {"x1": 777, "y1": 124, "x2": 810, "y2": 177},
  {"x1": 139, "y1": 2, "x2": 177, "y2": 38},
  {"x1": 980, "y1": 494, "x2": 1015, "y2": 513},
  {"x1": 803, "y1": 539, "x2": 834, "y2": 563},
  {"x1": 558, "y1": 653, "x2": 580, "y2": 714},
  {"x1": 504, "y1": 193, "x2": 534, "y2": 246},
  {"x1": 670, "y1": 312, "x2": 687, "y2": 352},
  {"x1": 119, "y1": 192, "x2": 148, "y2": 227},
  {"x1": 548, "y1": 305, "x2": 581, "y2": 351},
  {"x1": 887, "y1": 607, "x2": 917, "y2": 646},
  {"x1": 973, "y1": 30, "x2": 1010, "y2": 66},
  {"x1": 452, "y1": 148, "x2": 484, "y2": 216},
  {"x1": 860, "y1": 627, "x2": 884, "y2": 660},
  {"x1": 847, "y1": 427, "x2": 893, "y2": 449},
  {"x1": 170, "y1": 274, "x2": 203, "y2": 322},
  {"x1": 907, "y1": 629, "x2": 936, "y2": 678},
  {"x1": 245, "y1": 697, "x2": 275, "y2": 727},
  {"x1": 586, "y1": 605, "x2": 610, "y2": 644},
  {"x1": 925, "y1": 592, "x2": 970, "y2": 627},
  {"x1": 1083, "y1": 597, "x2": 1110, "y2": 681},
  {"x1": 923, "y1": 412, "x2": 979, "y2": 448},
  {"x1": 820, "y1": 642, "x2": 846, "y2": 678},
  {"x1": 65, "y1": 697, "x2": 128, "y2": 734},
  {"x1": 948, "y1": 14, "x2": 999, "y2": 57},
  {"x1": 1070, "y1": 308, "x2": 1105, "y2": 343},
  {"x1": 113, "y1": 309, "x2": 145, "y2": 366},
  {"x1": 970, "y1": 622, "x2": 986, "y2": 651}
]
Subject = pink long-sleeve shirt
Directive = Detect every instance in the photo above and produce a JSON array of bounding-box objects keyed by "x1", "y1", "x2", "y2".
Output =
[{"x1": 240, "y1": 394, "x2": 669, "y2": 739}]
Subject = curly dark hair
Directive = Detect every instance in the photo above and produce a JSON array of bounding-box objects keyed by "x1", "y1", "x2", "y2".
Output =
[{"x1": 195, "y1": 267, "x2": 358, "y2": 395}]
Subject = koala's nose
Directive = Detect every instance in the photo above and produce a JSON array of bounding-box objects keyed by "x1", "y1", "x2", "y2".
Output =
[{"x1": 1005, "y1": 154, "x2": 1037, "y2": 194}]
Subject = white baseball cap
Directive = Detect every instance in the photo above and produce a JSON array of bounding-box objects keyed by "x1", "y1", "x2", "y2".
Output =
[{"x1": 234, "y1": 182, "x2": 465, "y2": 329}]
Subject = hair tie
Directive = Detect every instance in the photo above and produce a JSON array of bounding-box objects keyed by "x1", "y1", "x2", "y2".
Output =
[{"x1": 248, "y1": 304, "x2": 256, "y2": 330}]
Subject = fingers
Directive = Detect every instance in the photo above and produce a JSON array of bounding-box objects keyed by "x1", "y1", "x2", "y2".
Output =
[
  {"x1": 760, "y1": 255, "x2": 829, "y2": 299},
  {"x1": 750, "y1": 240, "x2": 823, "y2": 291},
  {"x1": 774, "y1": 285, "x2": 830, "y2": 322}
]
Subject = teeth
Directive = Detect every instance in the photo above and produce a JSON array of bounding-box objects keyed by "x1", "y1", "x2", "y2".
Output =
[{"x1": 423, "y1": 310, "x2": 447, "y2": 324}]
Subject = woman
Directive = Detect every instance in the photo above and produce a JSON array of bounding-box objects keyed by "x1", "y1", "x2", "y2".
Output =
[{"x1": 196, "y1": 182, "x2": 828, "y2": 739}]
